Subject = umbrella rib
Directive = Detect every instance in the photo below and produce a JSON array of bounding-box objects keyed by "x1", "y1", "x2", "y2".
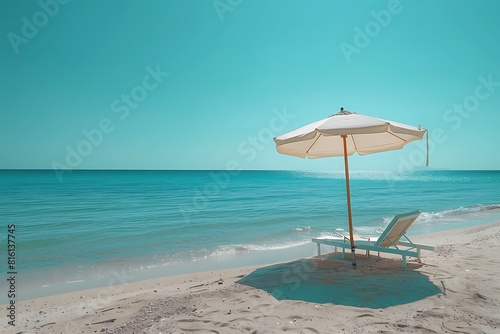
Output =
[
  {"x1": 305, "y1": 134, "x2": 322, "y2": 154},
  {"x1": 387, "y1": 131, "x2": 407, "y2": 143},
  {"x1": 351, "y1": 135, "x2": 358, "y2": 151}
]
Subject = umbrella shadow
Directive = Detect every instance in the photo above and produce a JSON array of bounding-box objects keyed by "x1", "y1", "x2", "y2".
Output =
[{"x1": 236, "y1": 253, "x2": 442, "y2": 308}]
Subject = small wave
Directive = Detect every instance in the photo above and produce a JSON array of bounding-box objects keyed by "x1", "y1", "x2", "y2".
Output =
[
  {"x1": 378, "y1": 204, "x2": 500, "y2": 226},
  {"x1": 317, "y1": 231, "x2": 347, "y2": 238},
  {"x1": 418, "y1": 204, "x2": 499, "y2": 222},
  {"x1": 293, "y1": 226, "x2": 312, "y2": 231},
  {"x1": 208, "y1": 240, "x2": 311, "y2": 257}
]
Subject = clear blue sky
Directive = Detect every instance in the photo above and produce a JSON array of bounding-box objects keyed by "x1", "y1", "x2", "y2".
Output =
[{"x1": 1, "y1": 0, "x2": 499, "y2": 171}]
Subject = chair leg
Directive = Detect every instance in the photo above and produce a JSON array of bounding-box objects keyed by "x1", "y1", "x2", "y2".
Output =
[
  {"x1": 402, "y1": 256, "x2": 406, "y2": 268},
  {"x1": 317, "y1": 243, "x2": 321, "y2": 256}
]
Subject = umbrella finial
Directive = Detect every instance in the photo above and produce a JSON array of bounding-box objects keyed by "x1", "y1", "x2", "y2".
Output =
[{"x1": 333, "y1": 107, "x2": 355, "y2": 116}]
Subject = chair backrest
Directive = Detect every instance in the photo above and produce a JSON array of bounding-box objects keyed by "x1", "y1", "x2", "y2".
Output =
[{"x1": 375, "y1": 211, "x2": 421, "y2": 247}]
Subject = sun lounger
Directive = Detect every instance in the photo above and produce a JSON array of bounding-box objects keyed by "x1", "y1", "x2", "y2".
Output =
[{"x1": 311, "y1": 211, "x2": 434, "y2": 268}]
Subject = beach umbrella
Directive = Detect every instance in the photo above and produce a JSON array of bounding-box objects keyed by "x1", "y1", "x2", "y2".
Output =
[{"x1": 273, "y1": 108, "x2": 428, "y2": 266}]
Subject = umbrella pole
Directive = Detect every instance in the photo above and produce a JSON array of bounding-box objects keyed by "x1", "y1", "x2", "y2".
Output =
[{"x1": 341, "y1": 135, "x2": 356, "y2": 267}]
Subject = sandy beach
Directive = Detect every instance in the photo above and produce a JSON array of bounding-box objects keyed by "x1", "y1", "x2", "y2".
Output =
[{"x1": 3, "y1": 221, "x2": 500, "y2": 334}]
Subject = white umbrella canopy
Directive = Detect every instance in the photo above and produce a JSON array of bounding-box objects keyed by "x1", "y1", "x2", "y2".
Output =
[
  {"x1": 274, "y1": 109, "x2": 427, "y2": 159},
  {"x1": 273, "y1": 108, "x2": 428, "y2": 266}
]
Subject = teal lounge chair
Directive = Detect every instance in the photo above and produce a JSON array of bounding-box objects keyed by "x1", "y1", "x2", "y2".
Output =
[{"x1": 311, "y1": 211, "x2": 434, "y2": 268}]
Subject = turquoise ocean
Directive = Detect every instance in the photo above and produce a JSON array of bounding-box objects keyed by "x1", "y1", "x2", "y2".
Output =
[{"x1": 1, "y1": 170, "x2": 499, "y2": 301}]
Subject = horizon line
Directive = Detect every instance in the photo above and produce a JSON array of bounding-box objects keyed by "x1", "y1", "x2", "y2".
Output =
[{"x1": 0, "y1": 168, "x2": 498, "y2": 172}]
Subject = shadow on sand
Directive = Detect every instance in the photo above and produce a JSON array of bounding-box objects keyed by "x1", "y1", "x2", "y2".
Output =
[{"x1": 236, "y1": 253, "x2": 442, "y2": 309}]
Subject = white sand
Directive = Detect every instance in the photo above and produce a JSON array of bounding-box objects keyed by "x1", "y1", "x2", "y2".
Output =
[{"x1": 2, "y1": 222, "x2": 500, "y2": 334}]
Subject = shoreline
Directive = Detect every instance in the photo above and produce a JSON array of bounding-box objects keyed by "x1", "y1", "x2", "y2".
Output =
[
  {"x1": 2, "y1": 221, "x2": 500, "y2": 333},
  {"x1": 11, "y1": 207, "x2": 500, "y2": 303}
]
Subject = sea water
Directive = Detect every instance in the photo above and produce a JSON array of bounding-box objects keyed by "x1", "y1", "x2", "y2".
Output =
[{"x1": 0, "y1": 170, "x2": 499, "y2": 301}]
